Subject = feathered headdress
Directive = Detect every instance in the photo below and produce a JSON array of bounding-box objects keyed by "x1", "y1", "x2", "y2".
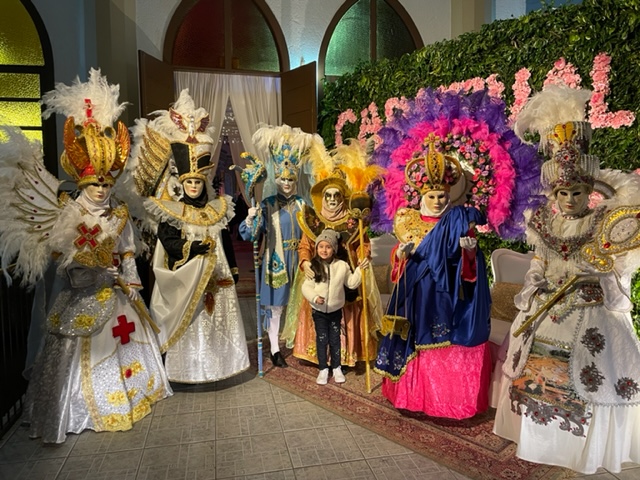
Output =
[
  {"x1": 333, "y1": 139, "x2": 384, "y2": 216},
  {"x1": 42, "y1": 68, "x2": 130, "y2": 187},
  {"x1": 514, "y1": 85, "x2": 598, "y2": 193},
  {"x1": 252, "y1": 124, "x2": 315, "y2": 181}
]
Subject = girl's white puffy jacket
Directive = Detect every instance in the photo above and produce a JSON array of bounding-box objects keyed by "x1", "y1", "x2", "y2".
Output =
[{"x1": 301, "y1": 259, "x2": 362, "y2": 314}]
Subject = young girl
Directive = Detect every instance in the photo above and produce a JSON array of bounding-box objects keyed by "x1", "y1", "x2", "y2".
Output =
[{"x1": 301, "y1": 228, "x2": 369, "y2": 385}]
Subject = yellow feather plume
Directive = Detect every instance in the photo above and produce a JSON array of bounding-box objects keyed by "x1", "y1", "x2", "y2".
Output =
[
  {"x1": 307, "y1": 134, "x2": 336, "y2": 182},
  {"x1": 333, "y1": 139, "x2": 384, "y2": 193}
]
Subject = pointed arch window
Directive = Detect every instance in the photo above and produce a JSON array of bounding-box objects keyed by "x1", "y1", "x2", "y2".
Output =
[
  {"x1": 0, "y1": 0, "x2": 55, "y2": 170},
  {"x1": 167, "y1": 0, "x2": 289, "y2": 72},
  {"x1": 321, "y1": 0, "x2": 423, "y2": 79}
]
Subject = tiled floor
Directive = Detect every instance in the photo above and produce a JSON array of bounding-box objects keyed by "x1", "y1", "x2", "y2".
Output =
[{"x1": 1, "y1": 298, "x2": 639, "y2": 480}]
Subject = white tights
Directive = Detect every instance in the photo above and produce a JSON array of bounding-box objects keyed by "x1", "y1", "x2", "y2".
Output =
[{"x1": 267, "y1": 305, "x2": 283, "y2": 354}]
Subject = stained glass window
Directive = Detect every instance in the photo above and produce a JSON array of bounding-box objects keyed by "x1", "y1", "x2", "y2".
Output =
[
  {"x1": 0, "y1": 1, "x2": 46, "y2": 139},
  {"x1": 324, "y1": 0, "x2": 419, "y2": 77},
  {"x1": 172, "y1": 0, "x2": 281, "y2": 72}
]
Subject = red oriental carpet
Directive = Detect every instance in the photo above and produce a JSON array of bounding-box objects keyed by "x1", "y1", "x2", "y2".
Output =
[{"x1": 252, "y1": 345, "x2": 575, "y2": 480}]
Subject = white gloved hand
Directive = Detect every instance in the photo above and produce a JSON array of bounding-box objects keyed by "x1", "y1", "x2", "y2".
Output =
[
  {"x1": 578, "y1": 263, "x2": 608, "y2": 277},
  {"x1": 396, "y1": 242, "x2": 414, "y2": 260},
  {"x1": 303, "y1": 260, "x2": 315, "y2": 279},
  {"x1": 105, "y1": 266, "x2": 119, "y2": 280},
  {"x1": 246, "y1": 207, "x2": 258, "y2": 224},
  {"x1": 529, "y1": 271, "x2": 548, "y2": 289},
  {"x1": 459, "y1": 236, "x2": 477, "y2": 251},
  {"x1": 128, "y1": 287, "x2": 141, "y2": 302}
]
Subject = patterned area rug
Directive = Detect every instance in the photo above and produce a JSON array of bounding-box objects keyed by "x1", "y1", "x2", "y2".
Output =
[{"x1": 254, "y1": 345, "x2": 575, "y2": 480}]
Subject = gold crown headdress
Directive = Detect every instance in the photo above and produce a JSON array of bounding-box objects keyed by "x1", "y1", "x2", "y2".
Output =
[
  {"x1": 405, "y1": 135, "x2": 462, "y2": 194},
  {"x1": 42, "y1": 68, "x2": 130, "y2": 188}
]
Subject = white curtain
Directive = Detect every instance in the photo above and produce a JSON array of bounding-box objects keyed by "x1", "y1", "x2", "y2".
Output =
[{"x1": 174, "y1": 71, "x2": 281, "y2": 205}]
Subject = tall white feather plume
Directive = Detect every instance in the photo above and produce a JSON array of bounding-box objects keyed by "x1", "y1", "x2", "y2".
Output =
[
  {"x1": 41, "y1": 68, "x2": 128, "y2": 127},
  {"x1": 514, "y1": 85, "x2": 592, "y2": 143}
]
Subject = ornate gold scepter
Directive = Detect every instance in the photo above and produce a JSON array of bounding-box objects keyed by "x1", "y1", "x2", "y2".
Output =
[
  {"x1": 336, "y1": 139, "x2": 384, "y2": 394},
  {"x1": 349, "y1": 192, "x2": 373, "y2": 393},
  {"x1": 514, "y1": 205, "x2": 640, "y2": 337}
]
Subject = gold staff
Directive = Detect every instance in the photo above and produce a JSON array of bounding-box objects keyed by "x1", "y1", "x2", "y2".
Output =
[{"x1": 514, "y1": 205, "x2": 640, "y2": 337}]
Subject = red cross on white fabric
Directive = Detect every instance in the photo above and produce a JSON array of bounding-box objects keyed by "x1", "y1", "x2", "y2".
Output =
[
  {"x1": 112, "y1": 314, "x2": 135, "y2": 344},
  {"x1": 74, "y1": 223, "x2": 102, "y2": 250}
]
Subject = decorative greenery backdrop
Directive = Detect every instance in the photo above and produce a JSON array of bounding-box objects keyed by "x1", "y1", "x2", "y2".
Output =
[{"x1": 319, "y1": 0, "x2": 640, "y2": 334}]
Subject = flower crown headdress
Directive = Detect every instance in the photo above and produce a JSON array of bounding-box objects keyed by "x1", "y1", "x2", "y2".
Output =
[
  {"x1": 405, "y1": 134, "x2": 462, "y2": 194},
  {"x1": 42, "y1": 68, "x2": 130, "y2": 188}
]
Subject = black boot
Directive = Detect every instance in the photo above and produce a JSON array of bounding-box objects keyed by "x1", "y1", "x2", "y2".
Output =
[{"x1": 271, "y1": 351, "x2": 288, "y2": 368}]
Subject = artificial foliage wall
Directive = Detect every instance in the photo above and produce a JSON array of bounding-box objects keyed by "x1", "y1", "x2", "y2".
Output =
[
  {"x1": 317, "y1": 0, "x2": 640, "y2": 333},
  {"x1": 319, "y1": 0, "x2": 640, "y2": 171}
]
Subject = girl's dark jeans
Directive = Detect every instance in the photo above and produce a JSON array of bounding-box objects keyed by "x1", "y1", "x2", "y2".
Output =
[{"x1": 312, "y1": 309, "x2": 342, "y2": 370}]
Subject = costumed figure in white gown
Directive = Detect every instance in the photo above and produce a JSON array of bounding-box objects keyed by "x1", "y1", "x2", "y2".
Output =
[
  {"x1": 492, "y1": 86, "x2": 640, "y2": 473},
  {"x1": 125, "y1": 90, "x2": 249, "y2": 383},
  {"x1": 0, "y1": 69, "x2": 172, "y2": 443},
  {"x1": 239, "y1": 124, "x2": 316, "y2": 368}
]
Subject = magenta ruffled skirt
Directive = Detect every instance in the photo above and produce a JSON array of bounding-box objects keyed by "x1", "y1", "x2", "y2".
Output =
[{"x1": 381, "y1": 342, "x2": 492, "y2": 419}]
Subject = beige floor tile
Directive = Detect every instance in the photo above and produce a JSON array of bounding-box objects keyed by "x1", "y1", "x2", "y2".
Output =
[
  {"x1": 0, "y1": 425, "x2": 76, "y2": 464},
  {"x1": 236, "y1": 471, "x2": 297, "y2": 480},
  {"x1": 346, "y1": 424, "x2": 412, "y2": 458},
  {"x1": 367, "y1": 453, "x2": 450, "y2": 480},
  {"x1": 146, "y1": 409, "x2": 216, "y2": 447},
  {"x1": 269, "y1": 385, "x2": 304, "y2": 405},
  {"x1": 0, "y1": 457, "x2": 65, "y2": 480},
  {"x1": 56, "y1": 449, "x2": 143, "y2": 478},
  {"x1": 216, "y1": 433, "x2": 292, "y2": 478},
  {"x1": 294, "y1": 459, "x2": 375, "y2": 479},
  {"x1": 138, "y1": 441, "x2": 215, "y2": 479},
  {"x1": 153, "y1": 389, "x2": 217, "y2": 416},
  {"x1": 216, "y1": 404, "x2": 281, "y2": 439},
  {"x1": 276, "y1": 401, "x2": 346, "y2": 431},
  {"x1": 284, "y1": 425, "x2": 364, "y2": 468}
]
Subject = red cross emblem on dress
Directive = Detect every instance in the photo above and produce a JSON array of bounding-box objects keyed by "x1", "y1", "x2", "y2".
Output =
[
  {"x1": 74, "y1": 223, "x2": 102, "y2": 250},
  {"x1": 112, "y1": 314, "x2": 135, "y2": 344}
]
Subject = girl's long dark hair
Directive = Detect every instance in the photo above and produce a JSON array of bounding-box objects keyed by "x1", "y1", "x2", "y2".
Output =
[{"x1": 309, "y1": 239, "x2": 349, "y2": 283}]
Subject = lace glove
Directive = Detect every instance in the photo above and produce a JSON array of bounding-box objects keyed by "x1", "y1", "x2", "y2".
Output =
[{"x1": 459, "y1": 236, "x2": 477, "y2": 251}]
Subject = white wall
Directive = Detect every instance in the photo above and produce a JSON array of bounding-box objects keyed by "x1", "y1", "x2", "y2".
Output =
[{"x1": 133, "y1": 0, "x2": 453, "y2": 68}]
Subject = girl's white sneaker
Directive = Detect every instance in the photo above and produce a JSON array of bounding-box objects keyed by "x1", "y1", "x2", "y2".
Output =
[
  {"x1": 333, "y1": 366, "x2": 346, "y2": 383},
  {"x1": 316, "y1": 368, "x2": 329, "y2": 385}
]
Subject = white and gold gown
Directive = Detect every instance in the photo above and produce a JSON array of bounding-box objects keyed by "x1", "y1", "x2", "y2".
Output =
[
  {"x1": 148, "y1": 194, "x2": 250, "y2": 383},
  {"x1": 24, "y1": 192, "x2": 172, "y2": 443},
  {"x1": 493, "y1": 203, "x2": 640, "y2": 473}
]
